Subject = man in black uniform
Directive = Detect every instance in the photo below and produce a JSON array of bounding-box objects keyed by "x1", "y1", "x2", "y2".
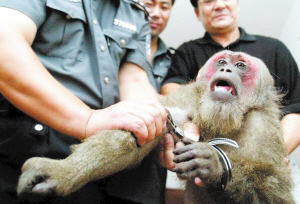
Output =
[
  {"x1": 0, "y1": 0, "x2": 169, "y2": 203},
  {"x1": 161, "y1": 0, "x2": 300, "y2": 167}
]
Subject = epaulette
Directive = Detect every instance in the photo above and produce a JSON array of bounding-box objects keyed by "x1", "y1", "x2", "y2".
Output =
[
  {"x1": 127, "y1": 0, "x2": 151, "y2": 19},
  {"x1": 167, "y1": 47, "x2": 176, "y2": 57}
]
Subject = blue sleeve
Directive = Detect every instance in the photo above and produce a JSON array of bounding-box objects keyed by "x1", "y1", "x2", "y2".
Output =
[{"x1": 0, "y1": 0, "x2": 47, "y2": 28}]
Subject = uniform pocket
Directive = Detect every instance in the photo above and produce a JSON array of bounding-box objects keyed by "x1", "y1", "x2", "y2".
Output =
[
  {"x1": 103, "y1": 29, "x2": 137, "y2": 49},
  {"x1": 32, "y1": 0, "x2": 87, "y2": 60},
  {"x1": 46, "y1": 0, "x2": 86, "y2": 22},
  {"x1": 103, "y1": 29, "x2": 137, "y2": 68}
]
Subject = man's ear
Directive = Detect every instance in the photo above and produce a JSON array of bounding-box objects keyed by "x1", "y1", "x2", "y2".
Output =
[{"x1": 194, "y1": 8, "x2": 202, "y2": 22}]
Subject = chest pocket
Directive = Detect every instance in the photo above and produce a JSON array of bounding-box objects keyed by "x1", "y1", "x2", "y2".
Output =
[
  {"x1": 33, "y1": 0, "x2": 87, "y2": 61},
  {"x1": 103, "y1": 29, "x2": 137, "y2": 68}
]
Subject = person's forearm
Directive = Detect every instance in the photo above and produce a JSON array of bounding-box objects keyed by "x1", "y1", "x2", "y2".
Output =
[
  {"x1": 0, "y1": 26, "x2": 92, "y2": 140},
  {"x1": 281, "y1": 113, "x2": 300, "y2": 154},
  {"x1": 119, "y1": 62, "x2": 159, "y2": 100}
]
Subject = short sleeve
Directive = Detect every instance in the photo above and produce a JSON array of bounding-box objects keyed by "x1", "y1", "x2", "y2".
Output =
[
  {"x1": 125, "y1": 20, "x2": 152, "y2": 72},
  {"x1": 275, "y1": 42, "x2": 300, "y2": 114},
  {"x1": 0, "y1": 0, "x2": 47, "y2": 28}
]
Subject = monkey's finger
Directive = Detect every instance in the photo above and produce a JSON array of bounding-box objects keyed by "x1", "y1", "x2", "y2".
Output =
[
  {"x1": 176, "y1": 168, "x2": 210, "y2": 181},
  {"x1": 173, "y1": 143, "x2": 210, "y2": 156},
  {"x1": 173, "y1": 148, "x2": 213, "y2": 163},
  {"x1": 174, "y1": 160, "x2": 212, "y2": 181},
  {"x1": 173, "y1": 158, "x2": 211, "y2": 173}
]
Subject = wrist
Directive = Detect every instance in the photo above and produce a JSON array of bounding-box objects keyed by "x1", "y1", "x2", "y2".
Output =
[{"x1": 84, "y1": 109, "x2": 96, "y2": 139}]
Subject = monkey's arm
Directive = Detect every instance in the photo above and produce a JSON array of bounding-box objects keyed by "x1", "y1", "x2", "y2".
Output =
[{"x1": 17, "y1": 130, "x2": 163, "y2": 197}]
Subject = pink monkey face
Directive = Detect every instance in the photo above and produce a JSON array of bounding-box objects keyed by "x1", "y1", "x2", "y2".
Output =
[{"x1": 204, "y1": 51, "x2": 259, "y2": 98}]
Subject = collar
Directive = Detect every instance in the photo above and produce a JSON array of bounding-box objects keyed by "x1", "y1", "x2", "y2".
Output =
[
  {"x1": 153, "y1": 37, "x2": 170, "y2": 58},
  {"x1": 196, "y1": 27, "x2": 256, "y2": 46}
]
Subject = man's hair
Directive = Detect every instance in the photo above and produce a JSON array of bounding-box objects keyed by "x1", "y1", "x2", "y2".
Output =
[
  {"x1": 172, "y1": 0, "x2": 176, "y2": 5},
  {"x1": 190, "y1": 0, "x2": 198, "y2": 8}
]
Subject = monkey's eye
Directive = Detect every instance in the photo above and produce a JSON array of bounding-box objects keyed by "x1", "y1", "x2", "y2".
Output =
[
  {"x1": 217, "y1": 60, "x2": 227, "y2": 66},
  {"x1": 235, "y1": 62, "x2": 246, "y2": 69}
]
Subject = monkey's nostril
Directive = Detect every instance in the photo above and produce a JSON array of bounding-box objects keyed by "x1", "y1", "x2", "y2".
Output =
[{"x1": 226, "y1": 69, "x2": 232, "y2": 73}]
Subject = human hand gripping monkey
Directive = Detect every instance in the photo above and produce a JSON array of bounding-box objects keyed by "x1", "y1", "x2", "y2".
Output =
[{"x1": 17, "y1": 51, "x2": 294, "y2": 203}]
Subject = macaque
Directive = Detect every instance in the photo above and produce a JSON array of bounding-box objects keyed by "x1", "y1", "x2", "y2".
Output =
[{"x1": 17, "y1": 51, "x2": 294, "y2": 203}]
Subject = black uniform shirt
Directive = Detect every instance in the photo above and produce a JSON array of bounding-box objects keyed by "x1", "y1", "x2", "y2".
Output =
[{"x1": 163, "y1": 27, "x2": 300, "y2": 114}]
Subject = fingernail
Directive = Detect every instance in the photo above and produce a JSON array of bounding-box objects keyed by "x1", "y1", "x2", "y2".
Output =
[{"x1": 184, "y1": 132, "x2": 199, "y2": 142}]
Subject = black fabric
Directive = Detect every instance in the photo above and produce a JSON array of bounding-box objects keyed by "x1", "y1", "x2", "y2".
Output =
[
  {"x1": 105, "y1": 147, "x2": 167, "y2": 204},
  {"x1": 163, "y1": 27, "x2": 300, "y2": 115}
]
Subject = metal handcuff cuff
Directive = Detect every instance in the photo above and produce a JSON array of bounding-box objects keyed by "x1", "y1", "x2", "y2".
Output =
[{"x1": 165, "y1": 107, "x2": 239, "y2": 191}]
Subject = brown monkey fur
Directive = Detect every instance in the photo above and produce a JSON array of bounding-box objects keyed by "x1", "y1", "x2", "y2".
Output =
[{"x1": 17, "y1": 51, "x2": 294, "y2": 203}]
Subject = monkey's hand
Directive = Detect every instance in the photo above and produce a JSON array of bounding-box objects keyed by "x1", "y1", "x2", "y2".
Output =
[
  {"x1": 172, "y1": 142, "x2": 223, "y2": 188},
  {"x1": 17, "y1": 157, "x2": 70, "y2": 197}
]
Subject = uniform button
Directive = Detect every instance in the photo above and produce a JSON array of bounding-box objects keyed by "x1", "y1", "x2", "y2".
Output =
[
  {"x1": 93, "y1": 20, "x2": 98, "y2": 25},
  {"x1": 34, "y1": 124, "x2": 43, "y2": 131},
  {"x1": 66, "y1": 15, "x2": 71, "y2": 20},
  {"x1": 120, "y1": 39, "x2": 126, "y2": 46},
  {"x1": 104, "y1": 77, "x2": 110, "y2": 84},
  {"x1": 100, "y1": 46, "x2": 105, "y2": 52},
  {"x1": 157, "y1": 76, "x2": 161, "y2": 81}
]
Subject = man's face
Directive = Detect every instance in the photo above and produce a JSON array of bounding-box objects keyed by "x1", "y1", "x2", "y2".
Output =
[
  {"x1": 142, "y1": 0, "x2": 172, "y2": 38},
  {"x1": 195, "y1": 0, "x2": 240, "y2": 34}
]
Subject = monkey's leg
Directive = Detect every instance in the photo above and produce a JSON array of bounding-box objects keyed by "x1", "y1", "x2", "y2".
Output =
[{"x1": 17, "y1": 129, "x2": 162, "y2": 197}]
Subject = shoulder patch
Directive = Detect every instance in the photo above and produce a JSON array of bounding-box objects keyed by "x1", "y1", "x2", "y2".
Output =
[{"x1": 126, "y1": 0, "x2": 151, "y2": 19}]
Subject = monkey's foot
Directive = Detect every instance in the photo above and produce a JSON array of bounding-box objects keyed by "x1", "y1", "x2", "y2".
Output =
[{"x1": 17, "y1": 157, "x2": 61, "y2": 197}]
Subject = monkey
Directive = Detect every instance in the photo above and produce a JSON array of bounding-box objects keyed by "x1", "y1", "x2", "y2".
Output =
[{"x1": 17, "y1": 50, "x2": 294, "y2": 203}]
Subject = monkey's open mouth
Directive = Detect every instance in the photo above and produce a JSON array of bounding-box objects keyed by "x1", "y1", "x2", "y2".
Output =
[{"x1": 211, "y1": 80, "x2": 237, "y2": 95}]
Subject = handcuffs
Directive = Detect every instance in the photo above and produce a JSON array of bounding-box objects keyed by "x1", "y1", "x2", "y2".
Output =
[{"x1": 165, "y1": 107, "x2": 239, "y2": 191}]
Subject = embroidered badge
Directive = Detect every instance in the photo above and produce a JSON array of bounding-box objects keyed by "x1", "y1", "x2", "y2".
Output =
[{"x1": 114, "y1": 19, "x2": 137, "y2": 32}]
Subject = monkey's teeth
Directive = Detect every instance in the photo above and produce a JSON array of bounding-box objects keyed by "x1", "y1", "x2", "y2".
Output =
[{"x1": 214, "y1": 86, "x2": 232, "y2": 93}]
